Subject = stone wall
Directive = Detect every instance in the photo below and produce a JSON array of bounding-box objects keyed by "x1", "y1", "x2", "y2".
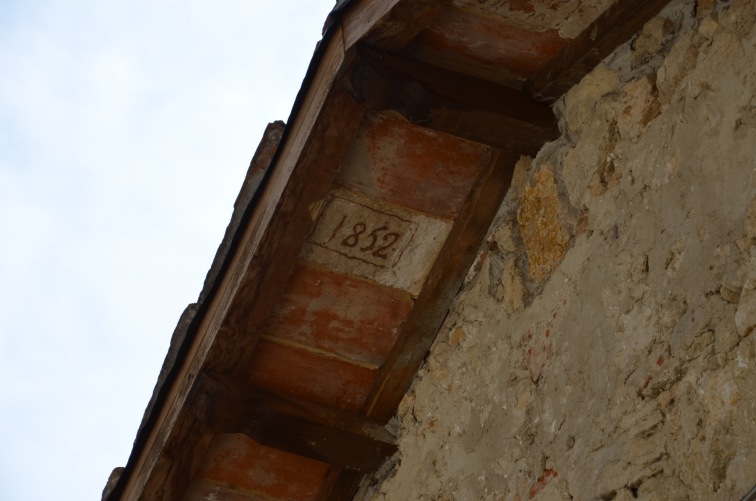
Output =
[{"x1": 358, "y1": 0, "x2": 756, "y2": 499}]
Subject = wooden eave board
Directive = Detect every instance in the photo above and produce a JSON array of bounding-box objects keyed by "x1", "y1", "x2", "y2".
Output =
[
  {"x1": 193, "y1": 433, "x2": 331, "y2": 500},
  {"x1": 111, "y1": 19, "x2": 359, "y2": 499},
  {"x1": 108, "y1": 0, "x2": 675, "y2": 499}
]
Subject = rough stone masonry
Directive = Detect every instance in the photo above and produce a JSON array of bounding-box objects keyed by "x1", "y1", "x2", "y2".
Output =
[{"x1": 357, "y1": 0, "x2": 756, "y2": 499}]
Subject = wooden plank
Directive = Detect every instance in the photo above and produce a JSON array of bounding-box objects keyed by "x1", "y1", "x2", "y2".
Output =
[
  {"x1": 336, "y1": 111, "x2": 490, "y2": 219},
  {"x1": 195, "y1": 374, "x2": 398, "y2": 473},
  {"x1": 199, "y1": 122, "x2": 285, "y2": 302},
  {"x1": 317, "y1": 468, "x2": 364, "y2": 501},
  {"x1": 196, "y1": 433, "x2": 330, "y2": 500},
  {"x1": 138, "y1": 401, "x2": 215, "y2": 499},
  {"x1": 452, "y1": 0, "x2": 615, "y2": 36},
  {"x1": 183, "y1": 480, "x2": 265, "y2": 501},
  {"x1": 364, "y1": 148, "x2": 522, "y2": 422},
  {"x1": 342, "y1": 0, "x2": 451, "y2": 51},
  {"x1": 262, "y1": 262, "x2": 413, "y2": 367},
  {"x1": 124, "y1": 119, "x2": 285, "y2": 499},
  {"x1": 113, "y1": 27, "x2": 365, "y2": 500},
  {"x1": 315, "y1": 467, "x2": 346, "y2": 501},
  {"x1": 524, "y1": 0, "x2": 674, "y2": 103},
  {"x1": 246, "y1": 338, "x2": 377, "y2": 413},
  {"x1": 209, "y1": 85, "x2": 367, "y2": 375},
  {"x1": 322, "y1": 150, "x2": 524, "y2": 500},
  {"x1": 409, "y1": 6, "x2": 567, "y2": 78},
  {"x1": 348, "y1": 47, "x2": 559, "y2": 153}
]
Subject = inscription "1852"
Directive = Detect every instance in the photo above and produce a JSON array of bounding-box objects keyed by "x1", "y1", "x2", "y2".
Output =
[
  {"x1": 308, "y1": 196, "x2": 418, "y2": 269},
  {"x1": 335, "y1": 217, "x2": 400, "y2": 260}
]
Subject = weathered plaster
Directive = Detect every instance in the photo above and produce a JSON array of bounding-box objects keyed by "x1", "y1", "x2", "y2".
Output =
[{"x1": 358, "y1": 0, "x2": 756, "y2": 499}]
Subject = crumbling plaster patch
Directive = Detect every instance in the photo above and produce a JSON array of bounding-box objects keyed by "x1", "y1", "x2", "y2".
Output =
[{"x1": 358, "y1": 0, "x2": 756, "y2": 499}]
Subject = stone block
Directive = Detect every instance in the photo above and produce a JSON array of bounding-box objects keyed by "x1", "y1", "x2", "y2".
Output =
[
  {"x1": 618, "y1": 75, "x2": 661, "y2": 142},
  {"x1": 517, "y1": 165, "x2": 572, "y2": 282},
  {"x1": 564, "y1": 66, "x2": 619, "y2": 134}
]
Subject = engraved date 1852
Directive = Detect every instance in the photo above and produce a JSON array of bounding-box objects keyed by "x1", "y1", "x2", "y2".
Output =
[
  {"x1": 308, "y1": 196, "x2": 418, "y2": 268},
  {"x1": 332, "y1": 216, "x2": 401, "y2": 260}
]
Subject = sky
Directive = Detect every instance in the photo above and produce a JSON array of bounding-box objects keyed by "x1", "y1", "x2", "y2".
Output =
[{"x1": 0, "y1": 1, "x2": 335, "y2": 499}]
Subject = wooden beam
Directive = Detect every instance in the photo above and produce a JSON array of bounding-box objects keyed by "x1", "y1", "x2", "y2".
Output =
[
  {"x1": 320, "y1": 148, "x2": 525, "y2": 499},
  {"x1": 199, "y1": 121, "x2": 284, "y2": 304},
  {"x1": 317, "y1": 468, "x2": 364, "y2": 501},
  {"x1": 342, "y1": 0, "x2": 451, "y2": 51},
  {"x1": 139, "y1": 410, "x2": 214, "y2": 500},
  {"x1": 524, "y1": 0, "x2": 674, "y2": 103},
  {"x1": 113, "y1": 26, "x2": 367, "y2": 500},
  {"x1": 194, "y1": 374, "x2": 397, "y2": 473},
  {"x1": 206, "y1": 83, "x2": 367, "y2": 374},
  {"x1": 348, "y1": 47, "x2": 558, "y2": 153},
  {"x1": 364, "y1": 148, "x2": 522, "y2": 422}
]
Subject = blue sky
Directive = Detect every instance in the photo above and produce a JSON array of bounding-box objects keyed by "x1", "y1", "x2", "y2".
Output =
[{"x1": 0, "y1": 1, "x2": 334, "y2": 498}]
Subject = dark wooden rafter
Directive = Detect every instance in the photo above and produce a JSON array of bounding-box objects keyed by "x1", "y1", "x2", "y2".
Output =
[
  {"x1": 206, "y1": 83, "x2": 366, "y2": 374},
  {"x1": 122, "y1": 122, "x2": 288, "y2": 500},
  {"x1": 199, "y1": 121, "x2": 284, "y2": 305},
  {"x1": 320, "y1": 148, "x2": 526, "y2": 500},
  {"x1": 342, "y1": 0, "x2": 451, "y2": 51},
  {"x1": 317, "y1": 468, "x2": 364, "y2": 501},
  {"x1": 524, "y1": 0, "x2": 676, "y2": 103},
  {"x1": 111, "y1": 26, "x2": 368, "y2": 498},
  {"x1": 192, "y1": 374, "x2": 397, "y2": 472},
  {"x1": 348, "y1": 46, "x2": 559, "y2": 153},
  {"x1": 362, "y1": 148, "x2": 523, "y2": 422},
  {"x1": 139, "y1": 409, "x2": 214, "y2": 500}
]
